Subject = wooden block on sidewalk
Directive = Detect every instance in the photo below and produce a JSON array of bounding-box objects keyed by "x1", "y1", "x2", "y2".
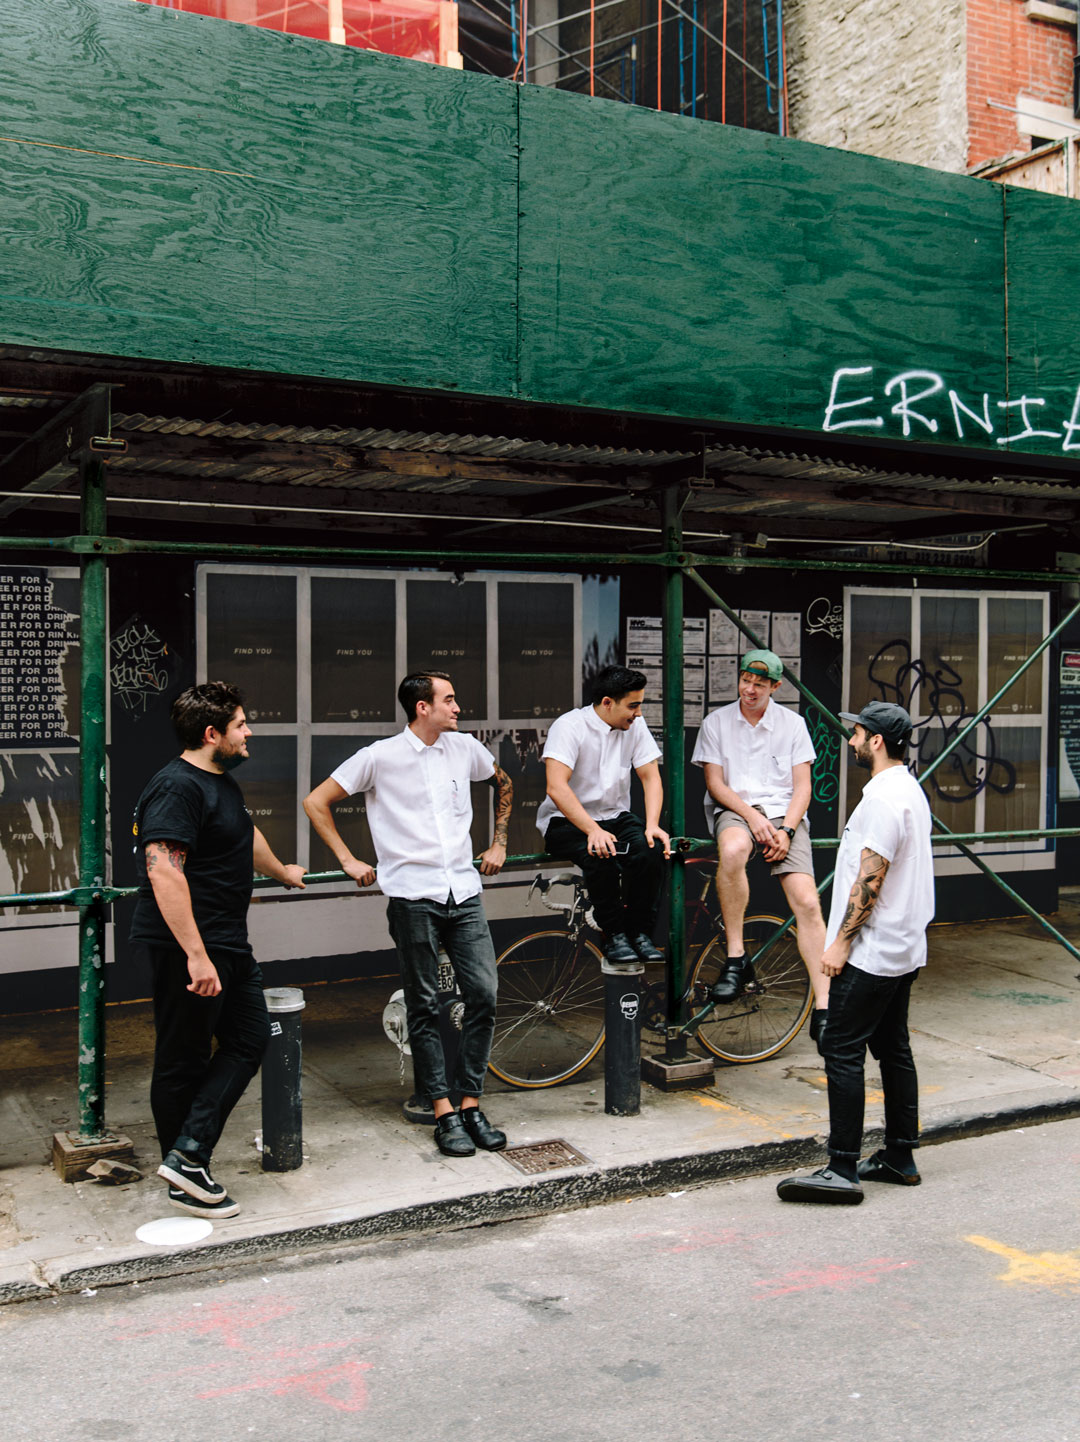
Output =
[
  {"x1": 52, "y1": 1131, "x2": 135, "y2": 1183},
  {"x1": 641, "y1": 1053, "x2": 716, "y2": 1091}
]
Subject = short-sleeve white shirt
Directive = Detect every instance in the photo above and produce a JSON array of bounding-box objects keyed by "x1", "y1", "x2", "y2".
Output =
[
  {"x1": 826, "y1": 763, "x2": 935, "y2": 977},
  {"x1": 536, "y1": 705, "x2": 661, "y2": 835},
  {"x1": 691, "y1": 699, "x2": 816, "y2": 831},
  {"x1": 331, "y1": 726, "x2": 494, "y2": 903}
]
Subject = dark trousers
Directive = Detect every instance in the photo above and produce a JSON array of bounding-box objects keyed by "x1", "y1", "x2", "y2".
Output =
[
  {"x1": 143, "y1": 944, "x2": 271, "y2": 1163},
  {"x1": 386, "y1": 893, "x2": 498, "y2": 1103},
  {"x1": 823, "y1": 962, "x2": 920, "y2": 1161},
  {"x1": 543, "y1": 811, "x2": 663, "y2": 937}
]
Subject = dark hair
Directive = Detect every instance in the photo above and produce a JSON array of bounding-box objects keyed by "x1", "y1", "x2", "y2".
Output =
[
  {"x1": 397, "y1": 671, "x2": 452, "y2": 721},
  {"x1": 883, "y1": 734, "x2": 909, "y2": 761},
  {"x1": 590, "y1": 665, "x2": 647, "y2": 706},
  {"x1": 171, "y1": 682, "x2": 244, "y2": 750}
]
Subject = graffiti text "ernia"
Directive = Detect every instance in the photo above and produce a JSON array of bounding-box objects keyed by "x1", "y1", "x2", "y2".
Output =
[{"x1": 823, "y1": 367, "x2": 1080, "y2": 452}]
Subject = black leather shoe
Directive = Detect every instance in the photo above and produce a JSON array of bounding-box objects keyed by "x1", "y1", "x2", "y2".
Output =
[
  {"x1": 604, "y1": 932, "x2": 639, "y2": 965},
  {"x1": 809, "y1": 1007, "x2": 827, "y2": 1056},
  {"x1": 434, "y1": 1112, "x2": 476, "y2": 1157},
  {"x1": 459, "y1": 1107, "x2": 507, "y2": 1151},
  {"x1": 776, "y1": 1167, "x2": 864, "y2": 1204},
  {"x1": 630, "y1": 932, "x2": 664, "y2": 963},
  {"x1": 709, "y1": 956, "x2": 751, "y2": 1004},
  {"x1": 857, "y1": 1150, "x2": 921, "y2": 1186}
]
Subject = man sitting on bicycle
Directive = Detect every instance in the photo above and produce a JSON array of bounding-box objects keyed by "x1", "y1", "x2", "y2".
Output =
[
  {"x1": 691, "y1": 648, "x2": 828, "y2": 1045},
  {"x1": 538, "y1": 664, "x2": 671, "y2": 967}
]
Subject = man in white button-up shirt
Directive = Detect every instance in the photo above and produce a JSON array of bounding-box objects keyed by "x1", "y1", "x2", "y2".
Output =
[
  {"x1": 778, "y1": 702, "x2": 933, "y2": 1205},
  {"x1": 304, "y1": 672, "x2": 514, "y2": 1160},
  {"x1": 691, "y1": 649, "x2": 828, "y2": 1035},
  {"x1": 539, "y1": 665, "x2": 670, "y2": 965}
]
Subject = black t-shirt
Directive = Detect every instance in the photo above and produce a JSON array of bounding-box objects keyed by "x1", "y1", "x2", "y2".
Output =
[{"x1": 129, "y1": 757, "x2": 255, "y2": 952}]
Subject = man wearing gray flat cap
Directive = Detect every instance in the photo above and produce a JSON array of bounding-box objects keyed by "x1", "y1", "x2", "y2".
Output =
[{"x1": 777, "y1": 701, "x2": 934, "y2": 1205}]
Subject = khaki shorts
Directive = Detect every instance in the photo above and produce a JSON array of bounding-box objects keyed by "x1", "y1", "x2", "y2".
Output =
[{"x1": 714, "y1": 808, "x2": 815, "y2": 878}]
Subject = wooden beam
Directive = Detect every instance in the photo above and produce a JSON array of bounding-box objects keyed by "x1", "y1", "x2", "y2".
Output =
[{"x1": 0, "y1": 384, "x2": 112, "y2": 519}]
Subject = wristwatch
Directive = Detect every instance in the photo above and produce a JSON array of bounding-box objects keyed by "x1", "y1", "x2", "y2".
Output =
[{"x1": 780, "y1": 825, "x2": 796, "y2": 840}]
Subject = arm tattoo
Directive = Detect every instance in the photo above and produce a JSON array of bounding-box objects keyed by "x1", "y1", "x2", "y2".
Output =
[
  {"x1": 487, "y1": 764, "x2": 513, "y2": 847},
  {"x1": 145, "y1": 840, "x2": 188, "y2": 874},
  {"x1": 837, "y1": 847, "x2": 889, "y2": 942}
]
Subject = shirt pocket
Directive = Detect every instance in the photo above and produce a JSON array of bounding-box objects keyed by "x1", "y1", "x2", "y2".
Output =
[
  {"x1": 769, "y1": 754, "x2": 791, "y2": 786},
  {"x1": 450, "y1": 777, "x2": 471, "y2": 817}
]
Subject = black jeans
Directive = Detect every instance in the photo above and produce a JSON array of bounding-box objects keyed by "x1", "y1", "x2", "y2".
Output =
[
  {"x1": 823, "y1": 962, "x2": 920, "y2": 1161},
  {"x1": 386, "y1": 893, "x2": 498, "y2": 1103},
  {"x1": 143, "y1": 944, "x2": 271, "y2": 1163},
  {"x1": 543, "y1": 811, "x2": 663, "y2": 937}
]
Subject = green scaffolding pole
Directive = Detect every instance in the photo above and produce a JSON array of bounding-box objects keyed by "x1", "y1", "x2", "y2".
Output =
[
  {"x1": 661, "y1": 490, "x2": 688, "y2": 1050},
  {"x1": 77, "y1": 455, "x2": 109, "y2": 1141}
]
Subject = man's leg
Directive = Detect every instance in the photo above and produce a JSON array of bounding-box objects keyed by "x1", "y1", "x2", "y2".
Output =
[
  {"x1": 824, "y1": 964, "x2": 902, "y2": 1175},
  {"x1": 386, "y1": 898, "x2": 452, "y2": 1106},
  {"x1": 177, "y1": 950, "x2": 271, "y2": 1159},
  {"x1": 544, "y1": 815, "x2": 635, "y2": 961},
  {"x1": 149, "y1": 945, "x2": 219, "y2": 1160},
  {"x1": 711, "y1": 819, "x2": 754, "y2": 1002},
  {"x1": 778, "y1": 870, "x2": 829, "y2": 1011},
  {"x1": 609, "y1": 812, "x2": 664, "y2": 959},
  {"x1": 861, "y1": 970, "x2": 921, "y2": 1182},
  {"x1": 441, "y1": 894, "x2": 507, "y2": 1151}
]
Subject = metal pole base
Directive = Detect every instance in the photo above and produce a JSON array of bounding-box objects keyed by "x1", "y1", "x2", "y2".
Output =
[
  {"x1": 52, "y1": 1131, "x2": 135, "y2": 1183},
  {"x1": 640, "y1": 1053, "x2": 716, "y2": 1091}
]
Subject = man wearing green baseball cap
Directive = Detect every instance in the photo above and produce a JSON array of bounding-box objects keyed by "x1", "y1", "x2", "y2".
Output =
[{"x1": 692, "y1": 647, "x2": 828, "y2": 1039}]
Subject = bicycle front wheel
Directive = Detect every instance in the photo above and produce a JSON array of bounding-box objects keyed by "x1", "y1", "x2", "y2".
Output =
[
  {"x1": 488, "y1": 928, "x2": 605, "y2": 1088},
  {"x1": 689, "y1": 914, "x2": 812, "y2": 1064}
]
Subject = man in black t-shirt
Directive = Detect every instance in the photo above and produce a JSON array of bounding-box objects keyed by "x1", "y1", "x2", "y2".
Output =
[{"x1": 131, "y1": 682, "x2": 306, "y2": 1219}]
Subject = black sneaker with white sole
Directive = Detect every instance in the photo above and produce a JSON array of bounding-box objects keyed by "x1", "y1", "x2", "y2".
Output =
[
  {"x1": 167, "y1": 1185, "x2": 240, "y2": 1219},
  {"x1": 158, "y1": 1148, "x2": 227, "y2": 1204}
]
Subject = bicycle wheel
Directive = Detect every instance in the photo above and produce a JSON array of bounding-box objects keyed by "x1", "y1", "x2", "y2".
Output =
[
  {"x1": 689, "y1": 913, "x2": 812, "y2": 1064},
  {"x1": 488, "y1": 928, "x2": 606, "y2": 1088}
]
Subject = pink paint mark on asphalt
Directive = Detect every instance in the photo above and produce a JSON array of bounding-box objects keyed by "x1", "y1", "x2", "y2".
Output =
[
  {"x1": 114, "y1": 1299, "x2": 296, "y2": 1348},
  {"x1": 754, "y1": 1258, "x2": 917, "y2": 1298},
  {"x1": 198, "y1": 1360, "x2": 373, "y2": 1412}
]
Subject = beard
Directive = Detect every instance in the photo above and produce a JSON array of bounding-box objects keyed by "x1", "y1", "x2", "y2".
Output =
[
  {"x1": 852, "y1": 743, "x2": 874, "y2": 770},
  {"x1": 212, "y1": 746, "x2": 247, "y2": 772}
]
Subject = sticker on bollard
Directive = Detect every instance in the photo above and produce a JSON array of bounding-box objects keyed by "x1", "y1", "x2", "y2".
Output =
[
  {"x1": 262, "y1": 987, "x2": 305, "y2": 1172},
  {"x1": 601, "y1": 960, "x2": 642, "y2": 1117}
]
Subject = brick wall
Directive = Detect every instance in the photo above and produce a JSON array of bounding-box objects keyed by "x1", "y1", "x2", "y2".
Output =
[
  {"x1": 967, "y1": 0, "x2": 1077, "y2": 167},
  {"x1": 784, "y1": 0, "x2": 968, "y2": 172}
]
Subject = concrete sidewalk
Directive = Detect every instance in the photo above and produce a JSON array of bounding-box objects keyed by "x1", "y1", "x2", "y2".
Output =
[{"x1": 2, "y1": 897, "x2": 1080, "y2": 1304}]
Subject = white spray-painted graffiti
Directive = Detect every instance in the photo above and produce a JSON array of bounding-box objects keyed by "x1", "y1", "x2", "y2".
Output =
[
  {"x1": 823, "y1": 366, "x2": 1080, "y2": 452},
  {"x1": 110, "y1": 620, "x2": 170, "y2": 713},
  {"x1": 805, "y1": 596, "x2": 844, "y2": 640}
]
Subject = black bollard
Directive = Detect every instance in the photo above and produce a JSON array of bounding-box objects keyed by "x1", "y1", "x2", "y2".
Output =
[
  {"x1": 602, "y1": 958, "x2": 642, "y2": 1116},
  {"x1": 262, "y1": 986, "x2": 305, "y2": 1171}
]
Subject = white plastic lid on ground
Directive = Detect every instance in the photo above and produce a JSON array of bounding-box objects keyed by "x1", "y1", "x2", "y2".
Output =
[{"x1": 135, "y1": 1216, "x2": 214, "y2": 1246}]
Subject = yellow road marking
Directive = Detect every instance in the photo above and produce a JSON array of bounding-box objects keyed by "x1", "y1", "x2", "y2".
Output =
[{"x1": 965, "y1": 1234, "x2": 1080, "y2": 1292}]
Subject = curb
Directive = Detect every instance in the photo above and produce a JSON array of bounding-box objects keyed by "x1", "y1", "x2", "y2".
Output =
[{"x1": 4, "y1": 1090, "x2": 1079, "y2": 1306}]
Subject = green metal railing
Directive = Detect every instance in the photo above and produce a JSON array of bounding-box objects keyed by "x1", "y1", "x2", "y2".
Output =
[{"x1": 3, "y1": 480, "x2": 1080, "y2": 1136}]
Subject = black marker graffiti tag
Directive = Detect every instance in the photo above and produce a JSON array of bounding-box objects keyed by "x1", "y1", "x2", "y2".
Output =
[
  {"x1": 110, "y1": 621, "x2": 170, "y2": 713},
  {"x1": 866, "y1": 639, "x2": 1016, "y2": 803}
]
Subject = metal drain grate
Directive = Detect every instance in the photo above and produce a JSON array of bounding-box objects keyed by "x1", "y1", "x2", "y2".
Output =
[{"x1": 499, "y1": 1139, "x2": 592, "y2": 1175}]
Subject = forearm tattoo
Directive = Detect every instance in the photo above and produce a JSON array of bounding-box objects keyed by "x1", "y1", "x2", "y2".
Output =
[
  {"x1": 488, "y1": 764, "x2": 513, "y2": 847},
  {"x1": 837, "y1": 847, "x2": 889, "y2": 941},
  {"x1": 145, "y1": 840, "x2": 188, "y2": 874}
]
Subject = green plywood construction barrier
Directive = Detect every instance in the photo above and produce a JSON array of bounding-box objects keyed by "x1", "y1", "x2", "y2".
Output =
[
  {"x1": 0, "y1": 0, "x2": 518, "y2": 396},
  {"x1": 1, "y1": 0, "x2": 1079, "y2": 461}
]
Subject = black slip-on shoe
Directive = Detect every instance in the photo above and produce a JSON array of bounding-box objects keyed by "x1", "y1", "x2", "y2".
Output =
[
  {"x1": 776, "y1": 1167, "x2": 864, "y2": 1204},
  {"x1": 630, "y1": 933, "x2": 664, "y2": 964},
  {"x1": 604, "y1": 932, "x2": 639, "y2": 965},
  {"x1": 459, "y1": 1107, "x2": 507, "y2": 1151},
  {"x1": 708, "y1": 957, "x2": 751, "y2": 1005},
  {"x1": 434, "y1": 1112, "x2": 476, "y2": 1158},
  {"x1": 158, "y1": 1148, "x2": 227, "y2": 1204},
  {"x1": 857, "y1": 1150, "x2": 921, "y2": 1186},
  {"x1": 167, "y1": 1185, "x2": 240, "y2": 1219}
]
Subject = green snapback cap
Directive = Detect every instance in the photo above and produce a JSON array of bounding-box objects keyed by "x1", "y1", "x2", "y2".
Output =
[{"x1": 740, "y1": 648, "x2": 784, "y2": 681}]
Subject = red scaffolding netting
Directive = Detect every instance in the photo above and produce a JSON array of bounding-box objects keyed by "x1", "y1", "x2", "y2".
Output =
[{"x1": 136, "y1": 0, "x2": 461, "y2": 68}]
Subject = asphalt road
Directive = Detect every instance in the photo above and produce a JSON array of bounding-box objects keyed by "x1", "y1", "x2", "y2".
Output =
[{"x1": 3, "y1": 1119, "x2": 1079, "y2": 1442}]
